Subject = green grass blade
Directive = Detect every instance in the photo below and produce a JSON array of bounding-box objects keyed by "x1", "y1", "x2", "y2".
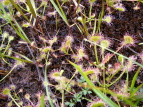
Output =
[
  {"x1": 132, "y1": 93, "x2": 143, "y2": 100},
  {"x1": 131, "y1": 83, "x2": 143, "y2": 99},
  {"x1": 130, "y1": 67, "x2": 141, "y2": 96},
  {"x1": 44, "y1": 62, "x2": 55, "y2": 107},
  {"x1": 49, "y1": 0, "x2": 69, "y2": 26},
  {"x1": 40, "y1": 94, "x2": 45, "y2": 107},
  {"x1": 9, "y1": 0, "x2": 30, "y2": 22},
  {"x1": 0, "y1": 53, "x2": 33, "y2": 63},
  {"x1": 26, "y1": 0, "x2": 37, "y2": 18},
  {"x1": 12, "y1": 18, "x2": 31, "y2": 43},
  {"x1": 0, "y1": 2, "x2": 11, "y2": 22},
  {"x1": 13, "y1": 52, "x2": 33, "y2": 62},
  {"x1": 96, "y1": 2, "x2": 104, "y2": 33},
  {"x1": 55, "y1": 0, "x2": 66, "y2": 19},
  {"x1": 0, "y1": 2, "x2": 31, "y2": 43},
  {"x1": 68, "y1": 60, "x2": 119, "y2": 107}
]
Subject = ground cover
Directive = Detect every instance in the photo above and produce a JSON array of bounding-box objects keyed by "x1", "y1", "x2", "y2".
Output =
[{"x1": 0, "y1": 0, "x2": 143, "y2": 107}]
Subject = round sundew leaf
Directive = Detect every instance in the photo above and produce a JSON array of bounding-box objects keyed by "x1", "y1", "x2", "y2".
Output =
[
  {"x1": 123, "y1": 36, "x2": 134, "y2": 45},
  {"x1": 90, "y1": 36, "x2": 101, "y2": 43},
  {"x1": 100, "y1": 40, "x2": 110, "y2": 48},
  {"x1": 2, "y1": 88, "x2": 10, "y2": 95}
]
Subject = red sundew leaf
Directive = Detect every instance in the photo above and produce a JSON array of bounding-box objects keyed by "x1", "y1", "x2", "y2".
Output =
[
  {"x1": 114, "y1": 63, "x2": 121, "y2": 70},
  {"x1": 101, "y1": 53, "x2": 113, "y2": 65}
]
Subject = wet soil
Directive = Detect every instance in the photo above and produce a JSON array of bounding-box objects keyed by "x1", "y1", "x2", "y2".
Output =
[{"x1": 0, "y1": 1, "x2": 143, "y2": 107}]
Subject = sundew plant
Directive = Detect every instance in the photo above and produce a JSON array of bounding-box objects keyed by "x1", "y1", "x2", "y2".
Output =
[{"x1": 0, "y1": 0, "x2": 143, "y2": 107}]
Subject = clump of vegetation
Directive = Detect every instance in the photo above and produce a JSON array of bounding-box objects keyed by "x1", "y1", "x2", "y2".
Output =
[{"x1": 0, "y1": 0, "x2": 143, "y2": 107}]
